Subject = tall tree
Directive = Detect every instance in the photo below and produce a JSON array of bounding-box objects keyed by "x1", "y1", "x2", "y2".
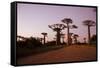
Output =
[
  {"x1": 62, "y1": 18, "x2": 77, "y2": 45},
  {"x1": 83, "y1": 20, "x2": 95, "y2": 44},
  {"x1": 48, "y1": 24, "x2": 66, "y2": 45}
]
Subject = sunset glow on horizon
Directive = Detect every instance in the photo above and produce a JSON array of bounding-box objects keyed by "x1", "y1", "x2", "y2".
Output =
[{"x1": 17, "y1": 3, "x2": 96, "y2": 43}]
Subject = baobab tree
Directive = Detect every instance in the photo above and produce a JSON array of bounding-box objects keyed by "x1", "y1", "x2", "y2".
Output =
[
  {"x1": 73, "y1": 34, "x2": 79, "y2": 44},
  {"x1": 48, "y1": 24, "x2": 66, "y2": 45},
  {"x1": 69, "y1": 33, "x2": 73, "y2": 45},
  {"x1": 61, "y1": 18, "x2": 78, "y2": 45},
  {"x1": 39, "y1": 38, "x2": 43, "y2": 44},
  {"x1": 60, "y1": 33, "x2": 65, "y2": 44},
  {"x1": 41, "y1": 32, "x2": 47, "y2": 45},
  {"x1": 83, "y1": 20, "x2": 95, "y2": 44},
  {"x1": 83, "y1": 37, "x2": 86, "y2": 44}
]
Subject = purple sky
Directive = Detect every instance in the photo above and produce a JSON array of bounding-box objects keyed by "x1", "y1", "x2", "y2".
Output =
[{"x1": 17, "y1": 3, "x2": 96, "y2": 43}]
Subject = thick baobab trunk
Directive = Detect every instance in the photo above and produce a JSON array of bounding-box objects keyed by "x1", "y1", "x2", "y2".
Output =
[
  {"x1": 56, "y1": 31, "x2": 60, "y2": 45},
  {"x1": 88, "y1": 26, "x2": 91, "y2": 44},
  {"x1": 48, "y1": 24, "x2": 66, "y2": 45}
]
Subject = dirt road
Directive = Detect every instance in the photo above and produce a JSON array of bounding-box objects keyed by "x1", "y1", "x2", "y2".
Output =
[{"x1": 17, "y1": 45, "x2": 96, "y2": 65}]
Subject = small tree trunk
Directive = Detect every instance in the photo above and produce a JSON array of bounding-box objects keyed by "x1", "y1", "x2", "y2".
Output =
[
  {"x1": 88, "y1": 26, "x2": 91, "y2": 44},
  {"x1": 43, "y1": 36, "x2": 45, "y2": 45}
]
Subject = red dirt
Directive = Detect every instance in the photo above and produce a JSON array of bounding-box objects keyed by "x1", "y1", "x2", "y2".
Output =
[{"x1": 17, "y1": 45, "x2": 96, "y2": 65}]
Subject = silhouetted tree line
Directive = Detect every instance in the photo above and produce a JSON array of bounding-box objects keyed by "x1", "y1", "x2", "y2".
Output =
[
  {"x1": 17, "y1": 37, "x2": 42, "y2": 49},
  {"x1": 17, "y1": 17, "x2": 96, "y2": 48},
  {"x1": 90, "y1": 34, "x2": 97, "y2": 44},
  {"x1": 46, "y1": 41, "x2": 56, "y2": 46}
]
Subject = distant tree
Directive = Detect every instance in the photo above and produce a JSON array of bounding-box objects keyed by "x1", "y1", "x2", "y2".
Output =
[
  {"x1": 90, "y1": 34, "x2": 97, "y2": 44},
  {"x1": 69, "y1": 33, "x2": 73, "y2": 45},
  {"x1": 17, "y1": 36, "x2": 42, "y2": 48},
  {"x1": 83, "y1": 37, "x2": 86, "y2": 44},
  {"x1": 17, "y1": 36, "x2": 28, "y2": 48},
  {"x1": 25, "y1": 37, "x2": 42, "y2": 48},
  {"x1": 83, "y1": 20, "x2": 95, "y2": 44},
  {"x1": 17, "y1": 35, "x2": 27, "y2": 41},
  {"x1": 41, "y1": 32, "x2": 47, "y2": 45},
  {"x1": 73, "y1": 34, "x2": 79, "y2": 44},
  {"x1": 60, "y1": 33, "x2": 65, "y2": 44},
  {"x1": 39, "y1": 38, "x2": 44, "y2": 43},
  {"x1": 46, "y1": 41, "x2": 56, "y2": 46}
]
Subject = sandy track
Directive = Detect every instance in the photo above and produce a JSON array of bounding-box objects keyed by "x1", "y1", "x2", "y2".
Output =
[{"x1": 17, "y1": 45, "x2": 96, "y2": 65}]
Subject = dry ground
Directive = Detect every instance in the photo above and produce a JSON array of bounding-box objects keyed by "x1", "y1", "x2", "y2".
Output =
[{"x1": 17, "y1": 45, "x2": 96, "y2": 65}]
